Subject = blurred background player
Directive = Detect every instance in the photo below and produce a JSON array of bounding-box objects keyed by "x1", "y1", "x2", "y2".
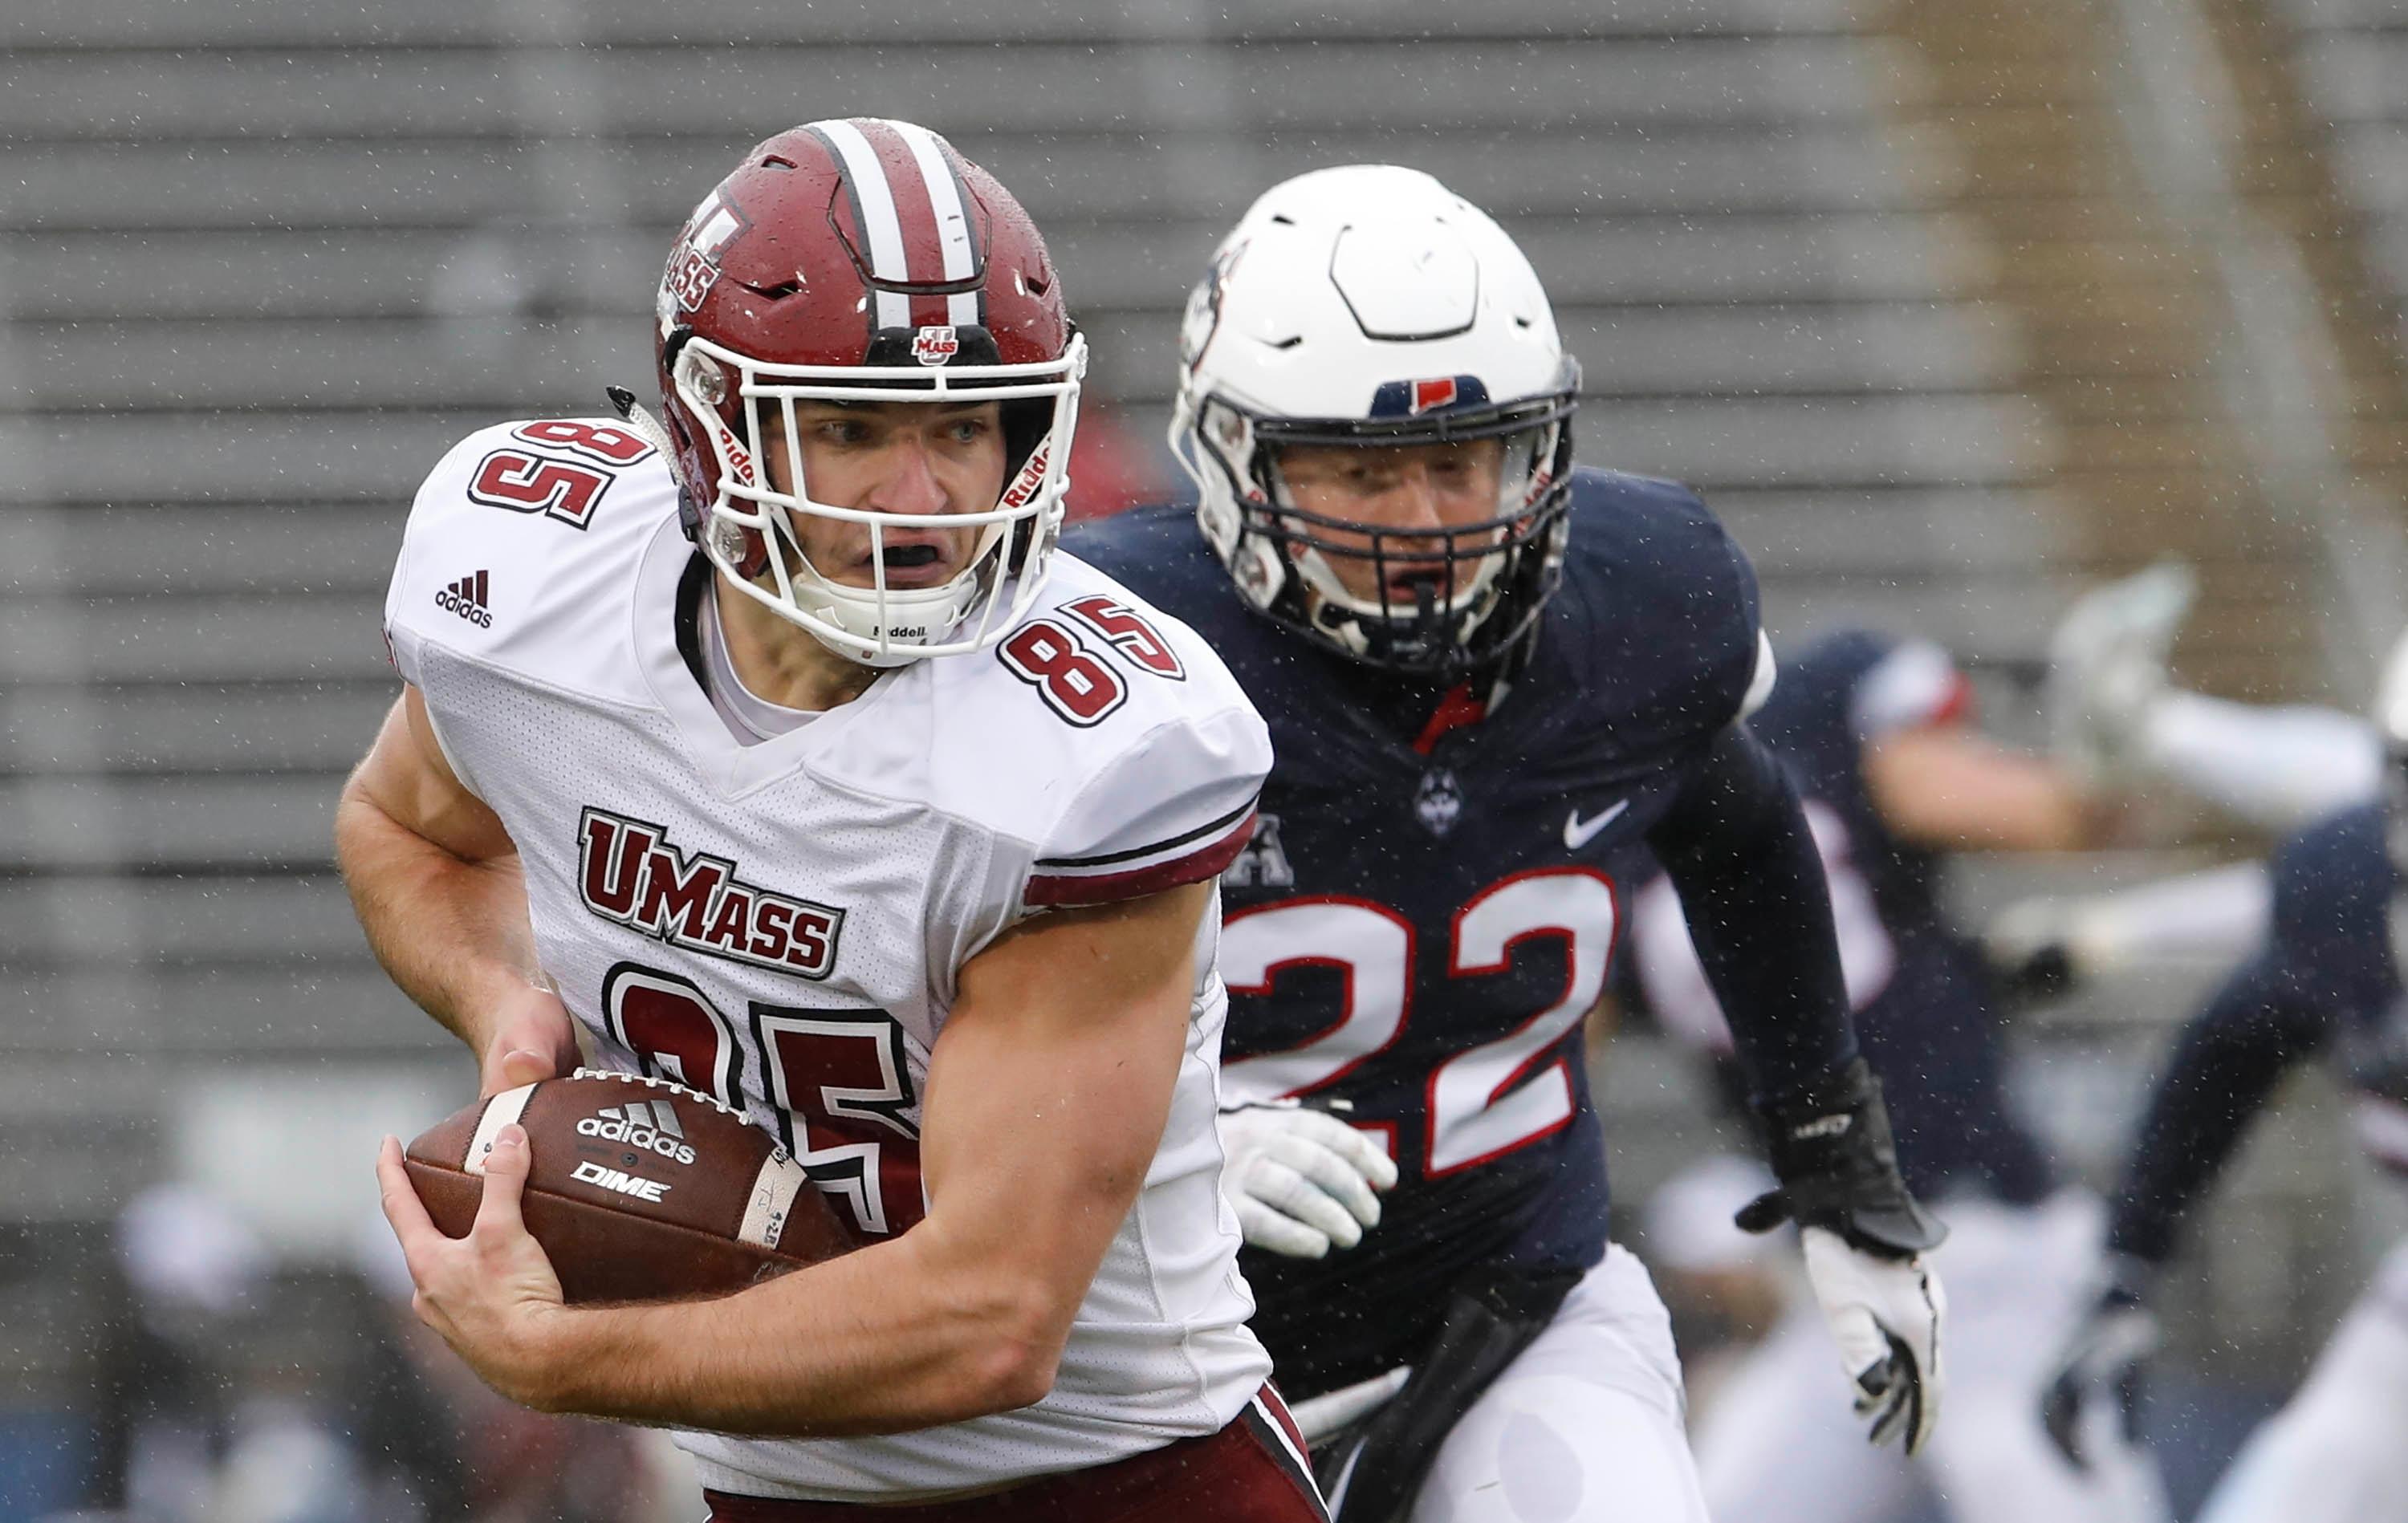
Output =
[
  {"x1": 2043, "y1": 632, "x2": 2408, "y2": 1523},
  {"x1": 1626, "y1": 626, "x2": 2171, "y2": 1523},
  {"x1": 70, "y1": 1184, "x2": 673, "y2": 1523},
  {"x1": 2049, "y1": 562, "x2": 2382, "y2": 838},
  {"x1": 1069, "y1": 164, "x2": 1946, "y2": 1523},
  {"x1": 1993, "y1": 564, "x2": 2390, "y2": 997}
]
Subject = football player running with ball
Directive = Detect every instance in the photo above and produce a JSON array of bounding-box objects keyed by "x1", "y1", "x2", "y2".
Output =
[
  {"x1": 341, "y1": 120, "x2": 1327, "y2": 1521},
  {"x1": 1066, "y1": 164, "x2": 1949, "y2": 1523}
]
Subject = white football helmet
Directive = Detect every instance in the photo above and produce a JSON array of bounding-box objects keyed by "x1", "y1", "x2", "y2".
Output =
[{"x1": 1170, "y1": 164, "x2": 1579, "y2": 677}]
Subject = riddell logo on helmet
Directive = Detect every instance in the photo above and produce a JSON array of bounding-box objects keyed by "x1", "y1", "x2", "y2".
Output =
[
  {"x1": 716, "y1": 425, "x2": 756, "y2": 485},
  {"x1": 576, "y1": 1099, "x2": 698, "y2": 1165},
  {"x1": 999, "y1": 442, "x2": 1051, "y2": 510},
  {"x1": 911, "y1": 325, "x2": 959, "y2": 366},
  {"x1": 1409, "y1": 377, "x2": 1459, "y2": 414}
]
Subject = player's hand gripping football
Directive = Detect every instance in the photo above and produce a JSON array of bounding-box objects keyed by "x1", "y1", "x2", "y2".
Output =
[
  {"x1": 478, "y1": 983, "x2": 581, "y2": 1099},
  {"x1": 1218, "y1": 1099, "x2": 1399, "y2": 1258},
  {"x1": 1736, "y1": 1058, "x2": 1949, "y2": 1453},
  {"x1": 376, "y1": 1125, "x2": 568, "y2": 1408}
]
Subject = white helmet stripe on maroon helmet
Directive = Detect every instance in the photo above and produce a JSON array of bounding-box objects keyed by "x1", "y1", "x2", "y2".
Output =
[
  {"x1": 656, "y1": 120, "x2": 1082, "y2": 667},
  {"x1": 813, "y1": 118, "x2": 915, "y2": 331},
  {"x1": 889, "y1": 119, "x2": 983, "y2": 328}
]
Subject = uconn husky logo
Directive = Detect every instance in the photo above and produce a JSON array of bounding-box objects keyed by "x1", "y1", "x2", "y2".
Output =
[{"x1": 1415, "y1": 770, "x2": 1466, "y2": 837}]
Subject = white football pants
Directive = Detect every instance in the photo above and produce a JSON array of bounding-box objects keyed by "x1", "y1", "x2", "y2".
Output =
[
  {"x1": 1695, "y1": 1191, "x2": 2170, "y2": 1523},
  {"x1": 1405, "y1": 1243, "x2": 1711, "y2": 1523},
  {"x1": 2192, "y1": 1239, "x2": 2408, "y2": 1523}
]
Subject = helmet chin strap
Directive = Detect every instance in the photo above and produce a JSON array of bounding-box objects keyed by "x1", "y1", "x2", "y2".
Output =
[
  {"x1": 607, "y1": 384, "x2": 677, "y2": 457},
  {"x1": 611, "y1": 384, "x2": 745, "y2": 566}
]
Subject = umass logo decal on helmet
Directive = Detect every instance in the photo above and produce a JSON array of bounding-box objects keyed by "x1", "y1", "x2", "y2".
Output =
[
  {"x1": 1370, "y1": 374, "x2": 1491, "y2": 419},
  {"x1": 910, "y1": 325, "x2": 959, "y2": 366},
  {"x1": 662, "y1": 189, "x2": 752, "y2": 320}
]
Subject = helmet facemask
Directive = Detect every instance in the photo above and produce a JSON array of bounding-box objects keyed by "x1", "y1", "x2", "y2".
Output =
[
  {"x1": 1179, "y1": 381, "x2": 1576, "y2": 680},
  {"x1": 670, "y1": 328, "x2": 1085, "y2": 668}
]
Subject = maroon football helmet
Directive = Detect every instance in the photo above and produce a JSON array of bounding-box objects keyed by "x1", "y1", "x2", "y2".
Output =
[{"x1": 652, "y1": 119, "x2": 1085, "y2": 666}]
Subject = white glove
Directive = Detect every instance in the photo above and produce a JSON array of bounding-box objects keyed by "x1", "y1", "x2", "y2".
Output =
[
  {"x1": 1800, "y1": 1225, "x2": 1947, "y2": 1453},
  {"x1": 1218, "y1": 1101, "x2": 1399, "y2": 1258},
  {"x1": 2044, "y1": 559, "x2": 2194, "y2": 790}
]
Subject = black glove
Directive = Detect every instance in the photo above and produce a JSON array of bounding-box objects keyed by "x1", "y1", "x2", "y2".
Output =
[
  {"x1": 2041, "y1": 1260, "x2": 2160, "y2": 1470},
  {"x1": 1737, "y1": 1058, "x2": 1950, "y2": 1454},
  {"x1": 1735, "y1": 1058, "x2": 1946, "y2": 1255}
]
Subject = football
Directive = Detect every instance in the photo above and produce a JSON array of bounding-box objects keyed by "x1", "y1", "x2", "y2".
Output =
[{"x1": 404, "y1": 1069, "x2": 856, "y2": 1304}]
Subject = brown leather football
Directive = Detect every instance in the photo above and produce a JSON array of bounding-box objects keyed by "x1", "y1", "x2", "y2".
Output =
[{"x1": 404, "y1": 1069, "x2": 856, "y2": 1304}]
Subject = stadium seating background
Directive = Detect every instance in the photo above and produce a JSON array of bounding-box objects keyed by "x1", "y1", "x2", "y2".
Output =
[{"x1": 6, "y1": 1, "x2": 2408, "y2": 1513}]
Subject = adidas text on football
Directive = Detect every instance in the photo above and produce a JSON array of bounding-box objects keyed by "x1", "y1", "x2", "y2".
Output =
[{"x1": 576, "y1": 1099, "x2": 699, "y2": 1165}]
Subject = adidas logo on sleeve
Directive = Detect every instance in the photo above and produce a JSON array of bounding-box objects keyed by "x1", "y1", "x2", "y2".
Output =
[
  {"x1": 576, "y1": 1098, "x2": 698, "y2": 1164},
  {"x1": 434, "y1": 569, "x2": 494, "y2": 627}
]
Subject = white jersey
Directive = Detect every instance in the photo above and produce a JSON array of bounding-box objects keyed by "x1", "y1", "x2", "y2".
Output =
[{"x1": 383, "y1": 418, "x2": 1275, "y2": 1501}]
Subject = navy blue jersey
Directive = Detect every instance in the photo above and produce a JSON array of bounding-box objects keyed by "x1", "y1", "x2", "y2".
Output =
[
  {"x1": 1625, "y1": 634, "x2": 2054, "y2": 1204},
  {"x1": 2109, "y1": 802, "x2": 2402, "y2": 1262},
  {"x1": 1067, "y1": 468, "x2": 1763, "y2": 1398},
  {"x1": 2261, "y1": 804, "x2": 2402, "y2": 1031},
  {"x1": 1727, "y1": 630, "x2": 2054, "y2": 1204}
]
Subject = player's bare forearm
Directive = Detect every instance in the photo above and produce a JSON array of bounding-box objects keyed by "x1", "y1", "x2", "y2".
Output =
[
  {"x1": 515, "y1": 1228, "x2": 1055, "y2": 1434},
  {"x1": 1863, "y1": 725, "x2": 2111, "y2": 852},
  {"x1": 503, "y1": 884, "x2": 1207, "y2": 1434},
  {"x1": 336, "y1": 690, "x2": 544, "y2": 1050}
]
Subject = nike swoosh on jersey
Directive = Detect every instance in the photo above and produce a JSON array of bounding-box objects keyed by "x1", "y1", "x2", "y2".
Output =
[{"x1": 1563, "y1": 799, "x2": 1631, "y2": 849}]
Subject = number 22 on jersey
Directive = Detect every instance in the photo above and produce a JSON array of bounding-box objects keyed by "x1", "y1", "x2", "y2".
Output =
[{"x1": 1220, "y1": 868, "x2": 1618, "y2": 1176}]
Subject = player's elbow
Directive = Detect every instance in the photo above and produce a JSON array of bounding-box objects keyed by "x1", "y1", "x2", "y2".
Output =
[
  {"x1": 976, "y1": 1342, "x2": 1063, "y2": 1416},
  {"x1": 955, "y1": 1282, "x2": 1072, "y2": 1417},
  {"x1": 933, "y1": 1336, "x2": 1060, "y2": 1422}
]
